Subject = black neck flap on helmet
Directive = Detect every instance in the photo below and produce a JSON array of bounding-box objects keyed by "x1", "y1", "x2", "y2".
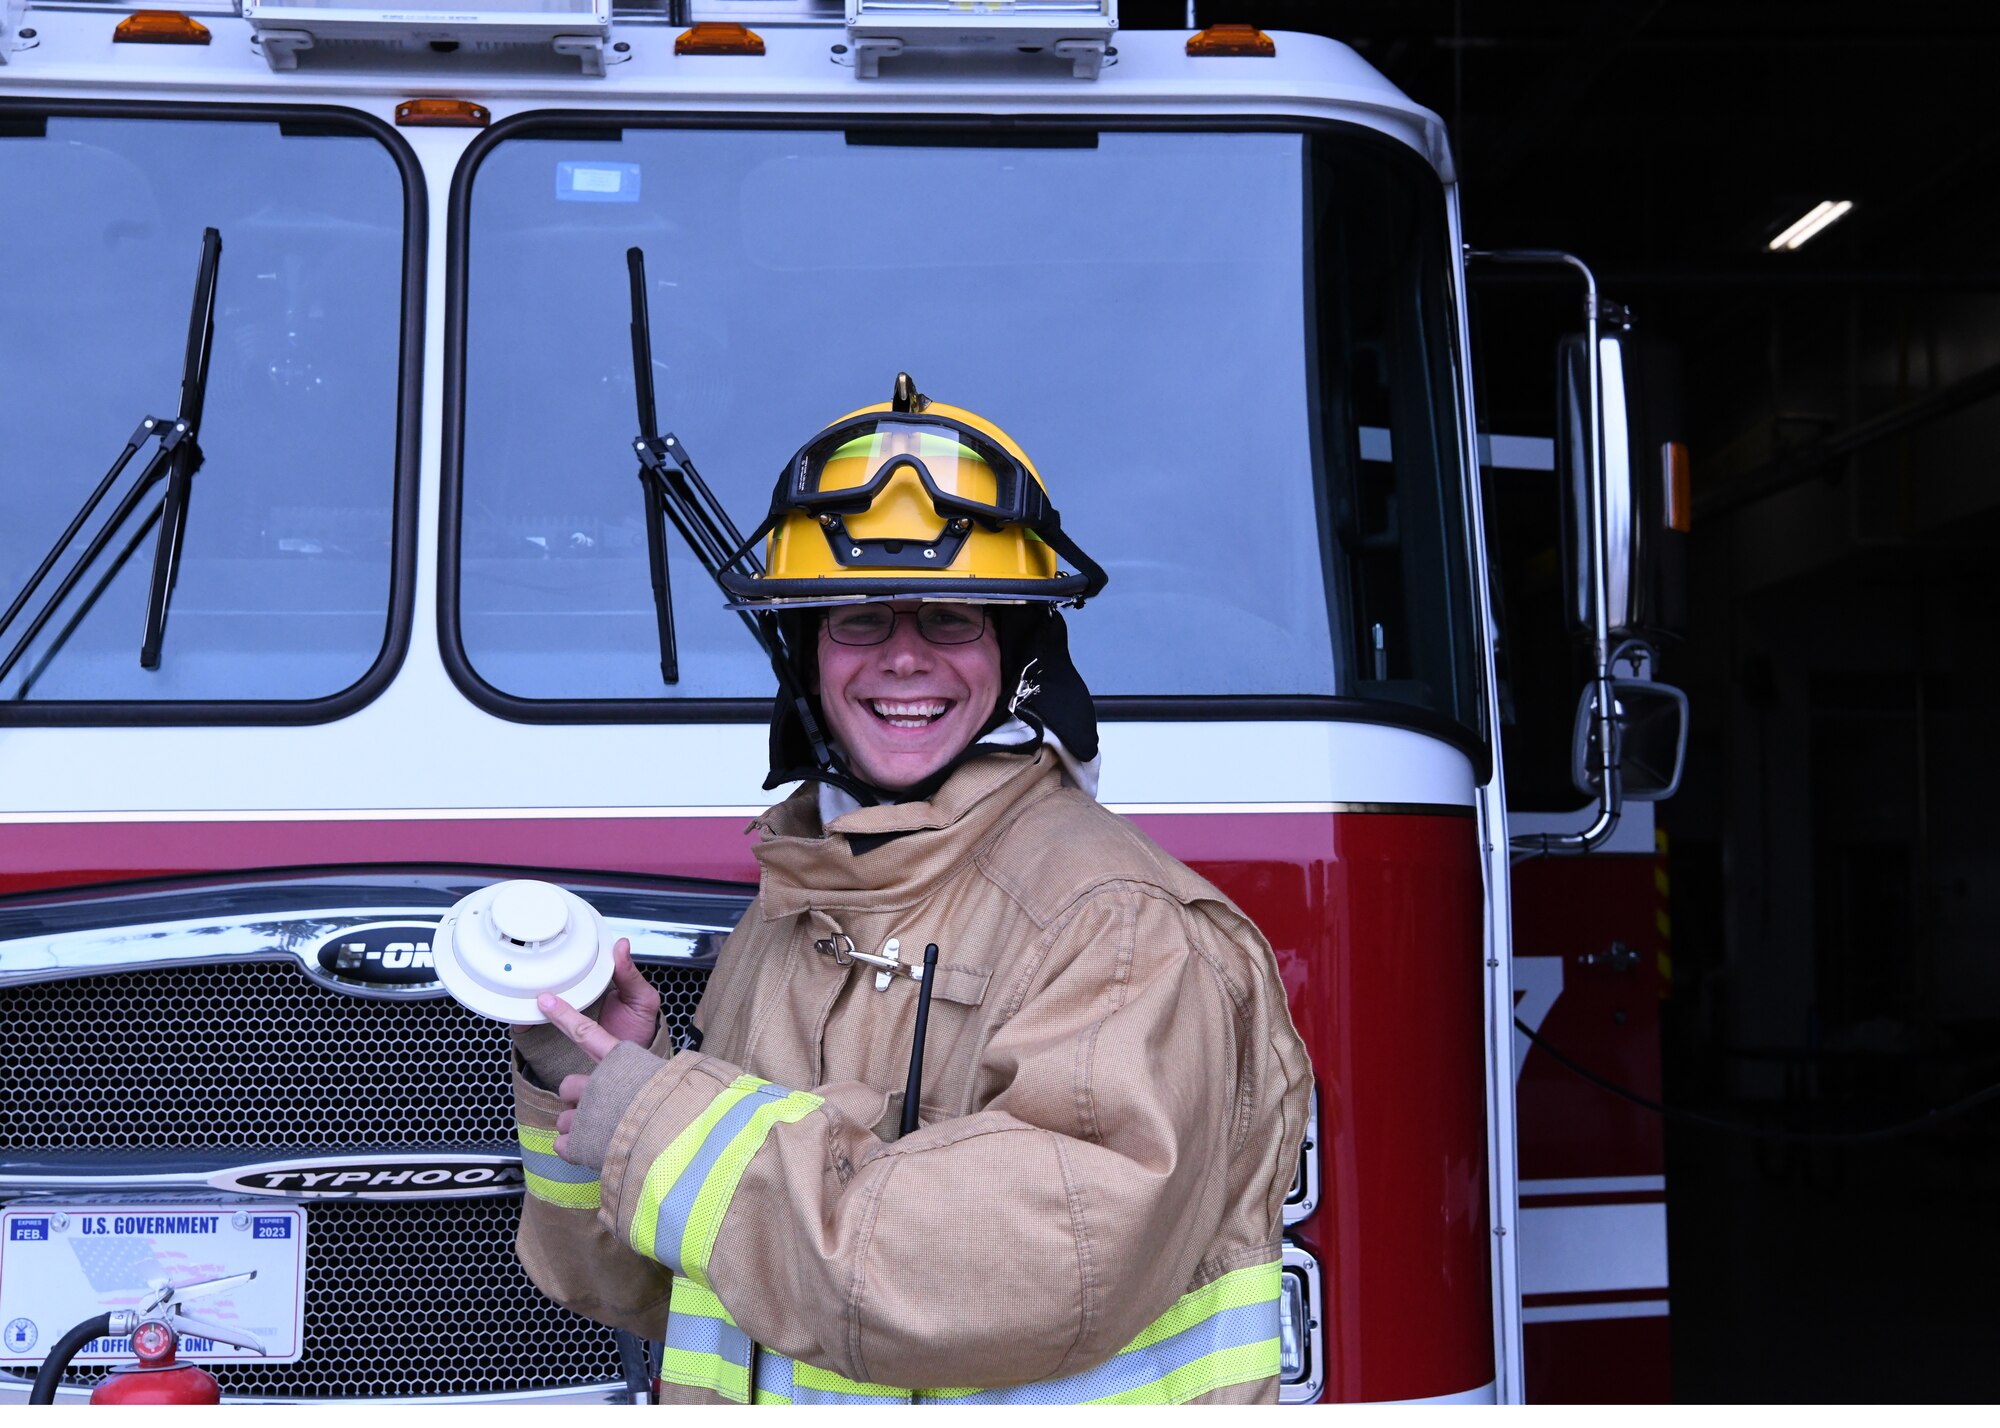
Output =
[{"x1": 762, "y1": 604, "x2": 1098, "y2": 808}]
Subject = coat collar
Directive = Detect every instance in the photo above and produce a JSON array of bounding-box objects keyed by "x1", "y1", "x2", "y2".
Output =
[{"x1": 751, "y1": 748, "x2": 1065, "y2": 919}]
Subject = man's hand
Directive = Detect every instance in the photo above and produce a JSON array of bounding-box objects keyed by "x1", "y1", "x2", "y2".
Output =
[
  {"x1": 538, "y1": 937, "x2": 659, "y2": 1162},
  {"x1": 591, "y1": 937, "x2": 661, "y2": 1046}
]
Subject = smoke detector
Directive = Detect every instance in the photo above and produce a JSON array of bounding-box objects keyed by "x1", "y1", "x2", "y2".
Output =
[{"x1": 434, "y1": 880, "x2": 614, "y2": 1024}]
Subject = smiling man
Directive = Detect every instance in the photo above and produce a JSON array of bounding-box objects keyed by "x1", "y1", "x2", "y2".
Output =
[
  {"x1": 816, "y1": 601, "x2": 1001, "y2": 793},
  {"x1": 509, "y1": 378, "x2": 1312, "y2": 1405}
]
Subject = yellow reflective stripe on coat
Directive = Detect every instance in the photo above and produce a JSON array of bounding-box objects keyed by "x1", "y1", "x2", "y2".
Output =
[
  {"x1": 749, "y1": 1260, "x2": 1282, "y2": 1405},
  {"x1": 516, "y1": 1122, "x2": 600, "y2": 1210},
  {"x1": 660, "y1": 1276, "x2": 753, "y2": 1404},
  {"x1": 627, "y1": 1074, "x2": 822, "y2": 1285}
]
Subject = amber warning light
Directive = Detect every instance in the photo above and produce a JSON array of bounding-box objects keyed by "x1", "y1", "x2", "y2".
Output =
[
  {"x1": 113, "y1": 11, "x2": 212, "y2": 44},
  {"x1": 1187, "y1": 24, "x2": 1276, "y2": 57},
  {"x1": 675, "y1": 22, "x2": 765, "y2": 55},
  {"x1": 396, "y1": 99, "x2": 491, "y2": 128}
]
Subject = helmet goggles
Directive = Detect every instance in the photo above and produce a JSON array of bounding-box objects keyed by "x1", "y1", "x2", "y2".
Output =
[
  {"x1": 786, "y1": 415, "x2": 1051, "y2": 534},
  {"x1": 722, "y1": 407, "x2": 1107, "y2": 608}
]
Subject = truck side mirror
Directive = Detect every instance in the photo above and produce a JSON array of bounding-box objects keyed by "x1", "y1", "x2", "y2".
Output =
[
  {"x1": 1472, "y1": 248, "x2": 1690, "y2": 851},
  {"x1": 1557, "y1": 332, "x2": 1634, "y2": 633},
  {"x1": 1556, "y1": 331, "x2": 1690, "y2": 642},
  {"x1": 1570, "y1": 677, "x2": 1688, "y2": 802}
]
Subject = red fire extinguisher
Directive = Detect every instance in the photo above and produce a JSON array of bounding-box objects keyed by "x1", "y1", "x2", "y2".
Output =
[
  {"x1": 28, "y1": 1272, "x2": 263, "y2": 1405},
  {"x1": 89, "y1": 1319, "x2": 222, "y2": 1405}
]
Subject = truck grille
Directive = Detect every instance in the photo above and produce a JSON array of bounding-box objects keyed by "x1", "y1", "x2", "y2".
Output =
[
  {"x1": 0, "y1": 960, "x2": 710, "y2": 1399},
  {"x1": 0, "y1": 962, "x2": 707, "y2": 1148}
]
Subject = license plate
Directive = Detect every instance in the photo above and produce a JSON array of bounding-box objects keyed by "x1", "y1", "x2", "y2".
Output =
[{"x1": 0, "y1": 1205, "x2": 306, "y2": 1364}]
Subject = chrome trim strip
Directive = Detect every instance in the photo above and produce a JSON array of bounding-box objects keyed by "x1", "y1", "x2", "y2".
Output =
[
  {"x1": 0, "y1": 872, "x2": 740, "y2": 992},
  {"x1": 1, "y1": 905, "x2": 441, "y2": 996},
  {"x1": 0, "y1": 1152, "x2": 529, "y2": 1202},
  {"x1": 1519, "y1": 1175, "x2": 1665, "y2": 1197},
  {"x1": 211, "y1": 1152, "x2": 523, "y2": 1201},
  {"x1": 0, "y1": 1170, "x2": 227, "y2": 1190},
  {"x1": 0, "y1": 907, "x2": 716, "y2": 993},
  {"x1": 1521, "y1": 1300, "x2": 1668, "y2": 1325},
  {"x1": 1283, "y1": 1087, "x2": 1320, "y2": 1226},
  {"x1": 1279, "y1": 1239, "x2": 1325, "y2": 1405}
]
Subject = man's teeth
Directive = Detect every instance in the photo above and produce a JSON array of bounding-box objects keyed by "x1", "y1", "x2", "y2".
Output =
[{"x1": 870, "y1": 699, "x2": 949, "y2": 727}]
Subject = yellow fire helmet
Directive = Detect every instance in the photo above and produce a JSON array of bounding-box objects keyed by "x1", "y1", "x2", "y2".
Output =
[{"x1": 719, "y1": 374, "x2": 1107, "y2": 609}]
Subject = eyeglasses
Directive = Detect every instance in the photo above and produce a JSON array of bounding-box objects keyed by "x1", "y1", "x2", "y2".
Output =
[{"x1": 823, "y1": 604, "x2": 988, "y2": 648}]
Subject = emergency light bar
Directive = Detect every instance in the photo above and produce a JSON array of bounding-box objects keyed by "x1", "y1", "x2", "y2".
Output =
[
  {"x1": 845, "y1": 0, "x2": 1115, "y2": 79},
  {"x1": 243, "y1": 0, "x2": 613, "y2": 75}
]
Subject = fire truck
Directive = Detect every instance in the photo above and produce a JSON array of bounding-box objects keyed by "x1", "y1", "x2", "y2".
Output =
[{"x1": 0, "y1": 0, "x2": 1688, "y2": 1404}]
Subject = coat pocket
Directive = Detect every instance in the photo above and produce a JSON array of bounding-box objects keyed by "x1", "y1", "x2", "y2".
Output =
[
  {"x1": 874, "y1": 1091, "x2": 951, "y2": 1139},
  {"x1": 926, "y1": 962, "x2": 991, "y2": 1007}
]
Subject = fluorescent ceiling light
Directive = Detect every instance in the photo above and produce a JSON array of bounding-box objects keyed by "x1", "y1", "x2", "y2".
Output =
[{"x1": 1768, "y1": 200, "x2": 1854, "y2": 252}]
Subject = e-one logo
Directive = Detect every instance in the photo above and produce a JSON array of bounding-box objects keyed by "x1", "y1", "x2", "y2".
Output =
[{"x1": 315, "y1": 922, "x2": 442, "y2": 986}]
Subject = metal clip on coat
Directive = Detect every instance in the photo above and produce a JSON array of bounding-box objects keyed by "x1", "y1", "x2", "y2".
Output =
[
  {"x1": 810, "y1": 935, "x2": 942, "y2": 1140},
  {"x1": 814, "y1": 933, "x2": 928, "y2": 992}
]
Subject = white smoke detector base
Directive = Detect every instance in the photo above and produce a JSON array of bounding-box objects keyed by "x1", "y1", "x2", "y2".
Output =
[{"x1": 434, "y1": 879, "x2": 616, "y2": 1024}]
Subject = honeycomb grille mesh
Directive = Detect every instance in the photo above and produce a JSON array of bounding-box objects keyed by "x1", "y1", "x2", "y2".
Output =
[
  {"x1": 0, "y1": 960, "x2": 710, "y2": 1399},
  {"x1": 0, "y1": 962, "x2": 707, "y2": 1148}
]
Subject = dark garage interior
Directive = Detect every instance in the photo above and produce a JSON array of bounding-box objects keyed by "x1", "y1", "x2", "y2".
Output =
[{"x1": 1146, "y1": 0, "x2": 2000, "y2": 1403}]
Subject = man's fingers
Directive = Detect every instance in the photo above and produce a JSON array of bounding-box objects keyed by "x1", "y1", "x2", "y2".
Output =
[
  {"x1": 610, "y1": 938, "x2": 660, "y2": 1007},
  {"x1": 539, "y1": 993, "x2": 618, "y2": 1063},
  {"x1": 553, "y1": 1088, "x2": 583, "y2": 1163}
]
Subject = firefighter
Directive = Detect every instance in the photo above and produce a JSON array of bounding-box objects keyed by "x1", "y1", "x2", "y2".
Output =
[{"x1": 511, "y1": 380, "x2": 1312, "y2": 1404}]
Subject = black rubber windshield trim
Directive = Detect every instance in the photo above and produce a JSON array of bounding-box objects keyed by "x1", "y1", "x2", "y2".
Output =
[
  {"x1": 440, "y1": 110, "x2": 1489, "y2": 780},
  {"x1": 0, "y1": 98, "x2": 423, "y2": 729}
]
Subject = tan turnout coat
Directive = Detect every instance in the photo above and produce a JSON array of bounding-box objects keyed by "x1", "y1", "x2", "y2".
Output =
[{"x1": 513, "y1": 747, "x2": 1312, "y2": 1404}]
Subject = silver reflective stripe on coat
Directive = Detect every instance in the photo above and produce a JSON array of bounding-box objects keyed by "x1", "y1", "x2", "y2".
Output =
[{"x1": 745, "y1": 1260, "x2": 1282, "y2": 1405}]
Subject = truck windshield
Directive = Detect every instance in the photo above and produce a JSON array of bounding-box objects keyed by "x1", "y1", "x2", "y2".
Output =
[
  {"x1": 0, "y1": 110, "x2": 412, "y2": 712},
  {"x1": 453, "y1": 121, "x2": 1479, "y2": 739}
]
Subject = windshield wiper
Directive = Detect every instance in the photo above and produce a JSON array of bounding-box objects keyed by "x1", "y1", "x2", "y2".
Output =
[
  {"x1": 624, "y1": 246, "x2": 833, "y2": 765},
  {"x1": 0, "y1": 228, "x2": 222, "y2": 690},
  {"x1": 627, "y1": 246, "x2": 680, "y2": 684},
  {"x1": 141, "y1": 225, "x2": 222, "y2": 669}
]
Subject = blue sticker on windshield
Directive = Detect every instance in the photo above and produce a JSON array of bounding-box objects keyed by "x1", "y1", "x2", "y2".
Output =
[{"x1": 557, "y1": 161, "x2": 641, "y2": 203}]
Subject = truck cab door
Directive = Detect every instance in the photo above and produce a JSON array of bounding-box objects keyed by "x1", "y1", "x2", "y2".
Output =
[{"x1": 1469, "y1": 268, "x2": 1685, "y2": 1403}]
